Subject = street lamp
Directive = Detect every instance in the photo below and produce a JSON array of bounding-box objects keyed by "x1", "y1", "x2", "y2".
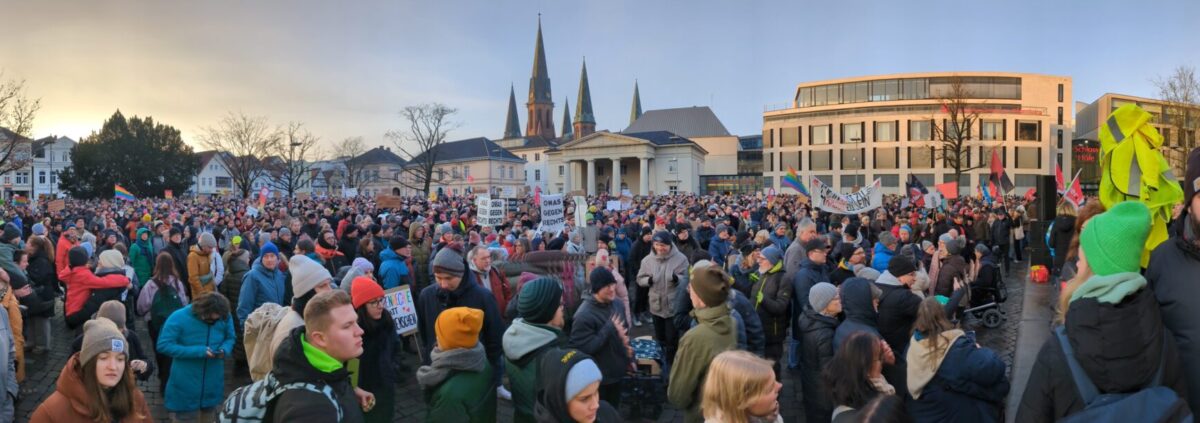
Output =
[
  {"x1": 850, "y1": 137, "x2": 862, "y2": 192},
  {"x1": 289, "y1": 141, "x2": 302, "y2": 198}
]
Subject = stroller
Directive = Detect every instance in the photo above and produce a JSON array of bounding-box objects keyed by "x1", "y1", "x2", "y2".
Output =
[
  {"x1": 964, "y1": 246, "x2": 1008, "y2": 329},
  {"x1": 622, "y1": 337, "x2": 667, "y2": 421}
]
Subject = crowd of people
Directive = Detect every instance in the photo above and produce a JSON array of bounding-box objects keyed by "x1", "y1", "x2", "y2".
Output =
[{"x1": 0, "y1": 146, "x2": 1197, "y2": 422}]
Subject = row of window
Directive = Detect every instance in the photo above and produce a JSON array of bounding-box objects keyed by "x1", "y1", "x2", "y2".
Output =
[
  {"x1": 769, "y1": 119, "x2": 1044, "y2": 147},
  {"x1": 768, "y1": 146, "x2": 1043, "y2": 172},
  {"x1": 778, "y1": 173, "x2": 1043, "y2": 191},
  {"x1": 556, "y1": 160, "x2": 679, "y2": 176},
  {"x1": 520, "y1": 153, "x2": 542, "y2": 162},
  {"x1": 795, "y1": 77, "x2": 1023, "y2": 108}
]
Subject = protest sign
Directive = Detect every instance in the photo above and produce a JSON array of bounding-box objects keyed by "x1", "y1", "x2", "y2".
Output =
[
  {"x1": 47, "y1": 199, "x2": 65, "y2": 213},
  {"x1": 246, "y1": 206, "x2": 259, "y2": 217},
  {"x1": 502, "y1": 186, "x2": 516, "y2": 198},
  {"x1": 538, "y1": 194, "x2": 565, "y2": 233},
  {"x1": 506, "y1": 198, "x2": 520, "y2": 213},
  {"x1": 342, "y1": 188, "x2": 358, "y2": 198},
  {"x1": 810, "y1": 177, "x2": 883, "y2": 214},
  {"x1": 475, "y1": 196, "x2": 505, "y2": 227},
  {"x1": 376, "y1": 195, "x2": 402, "y2": 209},
  {"x1": 606, "y1": 200, "x2": 623, "y2": 211},
  {"x1": 573, "y1": 196, "x2": 587, "y2": 224},
  {"x1": 382, "y1": 286, "x2": 419, "y2": 336}
]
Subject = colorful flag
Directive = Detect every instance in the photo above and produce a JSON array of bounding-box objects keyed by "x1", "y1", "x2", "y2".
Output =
[
  {"x1": 1024, "y1": 187, "x2": 1037, "y2": 202},
  {"x1": 114, "y1": 184, "x2": 135, "y2": 201},
  {"x1": 989, "y1": 149, "x2": 1015, "y2": 194},
  {"x1": 11, "y1": 195, "x2": 27, "y2": 207},
  {"x1": 164, "y1": 189, "x2": 173, "y2": 199},
  {"x1": 982, "y1": 181, "x2": 994, "y2": 204},
  {"x1": 1064, "y1": 169, "x2": 1085, "y2": 210},
  {"x1": 935, "y1": 182, "x2": 958, "y2": 199},
  {"x1": 782, "y1": 167, "x2": 810, "y2": 197},
  {"x1": 534, "y1": 186, "x2": 541, "y2": 205},
  {"x1": 906, "y1": 174, "x2": 927, "y2": 207},
  {"x1": 1054, "y1": 159, "x2": 1065, "y2": 194},
  {"x1": 258, "y1": 186, "x2": 269, "y2": 207}
]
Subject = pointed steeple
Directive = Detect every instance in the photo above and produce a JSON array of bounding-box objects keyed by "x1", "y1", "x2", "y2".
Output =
[
  {"x1": 630, "y1": 80, "x2": 642, "y2": 126},
  {"x1": 573, "y1": 59, "x2": 596, "y2": 138},
  {"x1": 525, "y1": 15, "x2": 555, "y2": 139},
  {"x1": 561, "y1": 97, "x2": 573, "y2": 139},
  {"x1": 503, "y1": 85, "x2": 522, "y2": 139}
]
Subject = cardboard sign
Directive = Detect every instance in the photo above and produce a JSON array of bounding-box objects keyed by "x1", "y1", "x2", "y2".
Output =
[
  {"x1": 506, "y1": 198, "x2": 520, "y2": 213},
  {"x1": 377, "y1": 195, "x2": 402, "y2": 209},
  {"x1": 573, "y1": 196, "x2": 587, "y2": 224},
  {"x1": 501, "y1": 186, "x2": 516, "y2": 198},
  {"x1": 47, "y1": 199, "x2": 65, "y2": 213},
  {"x1": 382, "y1": 286, "x2": 419, "y2": 336},
  {"x1": 538, "y1": 194, "x2": 565, "y2": 234}
]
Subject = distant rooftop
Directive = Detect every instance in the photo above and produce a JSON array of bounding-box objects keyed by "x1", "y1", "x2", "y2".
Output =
[{"x1": 623, "y1": 106, "x2": 731, "y2": 138}]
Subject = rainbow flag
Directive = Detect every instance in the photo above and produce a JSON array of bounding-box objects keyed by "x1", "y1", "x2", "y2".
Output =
[
  {"x1": 782, "y1": 167, "x2": 810, "y2": 197},
  {"x1": 114, "y1": 184, "x2": 136, "y2": 201},
  {"x1": 10, "y1": 196, "x2": 27, "y2": 207}
]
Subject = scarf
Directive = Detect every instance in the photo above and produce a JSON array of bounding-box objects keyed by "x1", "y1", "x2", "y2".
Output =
[
  {"x1": 415, "y1": 343, "x2": 486, "y2": 388},
  {"x1": 315, "y1": 243, "x2": 343, "y2": 261}
]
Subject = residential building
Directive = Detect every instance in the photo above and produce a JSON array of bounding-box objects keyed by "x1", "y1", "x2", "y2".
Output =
[
  {"x1": 763, "y1": 72, "x2": 1072, "y2": 195},
  {"x1": 347, "y1": 146, "x2": 405, "y2": 197},
  {"x1": 190, "y1": 151, "x2": 235, "y2": 196},
  {"x1": 399, "y1": 137, "x2": 525, "y2": 198},
  {"x1": 29, "y1": 136, "x2": 75, "y2": 199},
  {"x1": 1074, "y1": 93, "x2": 1199, "y2": 194}
]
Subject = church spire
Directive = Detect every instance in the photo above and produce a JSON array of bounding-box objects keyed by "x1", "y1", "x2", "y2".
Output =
[
  {"x1": 503, "y1": 85, "x2": 522, "y2": 139},
  {"x1": 630, "y1": 80, "x2": 642, "y2": 126},
  {"x1": 525, "y1": 16, "x2": 555, "y2": 139},
  {"x1": 562, "y1": 96, "x2": 573, "y2": 139},
  {"x1": 573, "y1": 59, "x2": 596, "y2": 138}
]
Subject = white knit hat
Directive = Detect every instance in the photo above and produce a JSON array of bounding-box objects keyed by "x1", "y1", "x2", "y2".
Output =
[{"x1": 289, "y1": 255, "x2": 331, "y2": 298}]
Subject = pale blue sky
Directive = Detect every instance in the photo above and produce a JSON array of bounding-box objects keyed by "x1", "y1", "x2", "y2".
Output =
[{"x1": 2, "y1": 0, "x2": 1197, "y2": 152}]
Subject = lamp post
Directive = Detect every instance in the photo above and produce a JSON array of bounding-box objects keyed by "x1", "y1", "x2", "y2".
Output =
[
  {"x1": 850, "y1": 137, "x2": 863, "y2": 192},
  {"x1": 289, "y1": 141, "x2": 302, "y2": 198}
]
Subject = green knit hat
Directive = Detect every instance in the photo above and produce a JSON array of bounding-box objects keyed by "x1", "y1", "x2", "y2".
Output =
[
  {"x1": 1080, "y1": 201, "x2": 1151, "y2": 276},
  {"x1": 518, "y1": 277, "x2": 563, "y2": 324}
]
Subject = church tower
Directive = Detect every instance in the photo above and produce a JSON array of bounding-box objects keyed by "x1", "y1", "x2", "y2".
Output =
[
  {"x1": 525, "y1": 17, "x2": 555, "y2": 139},
  {"x1": 503, "y1": 85, "x2": 521, "y2": 139},
  {"x1": 561, "y1": 96, "x2": 573, "y2": 140},
  {"x1": 630, "y1": 81, "x2": 642, "y2": 126},
  {"x1": 573, "y1": 59, "x2": 596, "y2": 138}
]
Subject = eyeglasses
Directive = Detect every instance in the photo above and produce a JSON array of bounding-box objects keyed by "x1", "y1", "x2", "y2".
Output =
[{"x1": 367, "y1": 298, "x2": 384, "y2": 307}]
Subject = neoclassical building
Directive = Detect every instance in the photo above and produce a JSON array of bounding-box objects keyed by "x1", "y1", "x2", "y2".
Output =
[{"x1": 547, "y1": 130, "x2": 706, "y2": 195}]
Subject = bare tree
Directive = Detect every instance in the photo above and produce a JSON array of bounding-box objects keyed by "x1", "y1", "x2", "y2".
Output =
[
  {"x1": 931, "y1": 77, "x2": 985, "y2": 193},
  {"x1": 0, "y1": 72, "x2": 41, "y2": 174},
  {"x1": 266, "y1": 121, "x2": 322, "y2": 199},
  {"x1": 387, "y1": 103, "x2": 460, "y2": 195},
  {"x1": 1154, "y1": 65, "x2": 1200, "y2": 169},
  {"x1": 199, "y1": 112, "x2": 282, "y2": 198},
  {"x1": 333, "y1": 136, "x2": 370, "y2": 191}
]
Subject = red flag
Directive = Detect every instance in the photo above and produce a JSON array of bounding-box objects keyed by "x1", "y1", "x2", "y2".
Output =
[
  {"x1": 1024, "y1": 187, "x2": 1037, "y2": 202},
  {"x1": 989, "y1": 148, "x2": 1015, "y2": 193},
  {"x1": 1054, "y1": 159, "x2": 1065, "y2": 194},
  {"x1": 258, "y1": 186, "x2": 268, "y2": 207},
  {"x1": 935, "y1": 182, "x2": 959, "y2": 199},
  {"x1": 534, "y1": 186, "x2": 541, "y2": 205},
  {"x1": 1064, "y1": 170, "x2": 1085, "y2": 209}
]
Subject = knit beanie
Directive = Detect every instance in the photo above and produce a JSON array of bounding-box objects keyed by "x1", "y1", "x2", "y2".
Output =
[
  {"x1": 1187, "y1": 147, "x2": 1200, "y2": 204},
  {"x1": 519, "y1": 277, "x2": 563, "y2": 324},
  {"x1": 589, "y1": 267, "x2": 617, "y2": 294},
  {"x1": 651, "y1": 231, "x2": 673, "y2": 246},
  {"x1": 98, "y1": 250, "x2": 124, "y2": 270},
  {"x1": 350, "y1": 277, "x2": 385, "y2": 309},
  {"x1": 854, "y1": 265, "x2": 881, "y2": 281},
  {"x1": 431, "y1": 244, "x2": 466, "y2": 277},
  {"x1": 434, "y1": 307, "x2": 484, "y2": 350},
  {"x1": 352, "y1": 257, "x2": 374, "y2": 275},
  {"x1": 260, "y1": 241, "x2": 280, "y2": 258},
  {"x1": 199, "y1": 232, "x2": 216, "y2": 249},
  {"x1": 888, "y1": 254, "x2": 917, "y2": 277},
  {"x1": 289, "y1": 254, "x2": 331, "y2": 299},
  {"x1": 31, "y1": 223, "x2": 46, "y2": 236},
  {"x1": 80, "y1": 318, "x2": 127, "y2": 365},
  {"x1": 938, "y1": 233, "x2": 963, "y2": 255},
  {"x1": 690, "y1": 266, "x2": 730, "y2": 307},
  {"x1": 761, "y1": 246, "x2": 783, "y2": 266},
  {"x1": 1080, "y1": 201, "x2": 1151, "y2": 276},
  {"x1": 96, "y1": 300, "x2": 126, "y2": 330},
  {"x1": 809, "y1": 282, "x2": 838, "y2": 312},
  {"x1": 68, "y1": 246, "x2": 89, "y2": 268},
  {"x1": 900, "y1": 224, "x2": 912, "y2": 235},
  {"x1": 921, "y1": 240, "x2": 934, "y2": 252},
  {"x1": 564, "y1": 358, "x2": 603, "y2": 403},
  {"x1": 0, "y1": 223, "x2": 19, "y2": 244},
  {"x1": 231, "y1": 235, "x2": 243, "y2": 246}
]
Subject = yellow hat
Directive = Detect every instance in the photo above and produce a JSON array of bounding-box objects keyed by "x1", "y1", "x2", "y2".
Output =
[{"x1": 434, "y1": 307, "x2": 484, "y2": 350}]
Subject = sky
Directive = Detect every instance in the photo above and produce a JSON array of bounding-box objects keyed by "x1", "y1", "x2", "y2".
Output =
[{"x1": 2, "y1": 0, "x2": 1198, "y2": 154}]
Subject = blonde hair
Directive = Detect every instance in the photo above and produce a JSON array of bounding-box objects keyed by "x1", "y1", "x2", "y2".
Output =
[
  {"x1": 1056, "y1": 256, "x2": 1094, "y2": 324},
  {"x1": 701, "y1": 350, "x2": 776, "y2": 423}
]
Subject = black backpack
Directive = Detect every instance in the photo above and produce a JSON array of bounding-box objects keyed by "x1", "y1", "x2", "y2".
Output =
[
  {"x1": 150, "y1": 280, "x2": 185, "y2": 330},
  {"x1": 1056, "y1": 326, "x2": 1192, "y2": 423}
]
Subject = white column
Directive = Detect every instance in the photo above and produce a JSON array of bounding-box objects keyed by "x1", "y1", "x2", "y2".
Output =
[
  {"x1": 639, "y1": 157, "x2": 650, "y2": 195},
  {"x1": 586, "y1": 159, "x2": 596, "y2": 196},
  {"x1": 611, "y1": 158, "x2": 622, "y2": 195},
  {"x1": 563, "y1": 160, "x2": 572, "y2": 194}
]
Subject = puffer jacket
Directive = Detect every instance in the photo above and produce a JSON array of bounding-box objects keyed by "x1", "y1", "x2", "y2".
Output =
[
  {"x1": 1048, "y1": 215, "x2": 1076, "y2": 270},
  {"x1": 235, "y1": 258, "x2": 287, "y2": 326},
  {"x1": 503, "y1": 319, "x2": 564, "y2": 423},
  {"x1": 417, "y1": 344, "x2": 496, "y2": 423},
  {"x1": 220, "y1": 249, "x2": 251, "y2": 313},
  {"x1": 871, "y1": 241, "x2": 896, "y2": 273},
  {"x1": 379, "y1": 247, "x2": 413, "y2": 290},
  {"x1": 1148, "y1": 228, "x2": 1200, "y2": 411},
  {"x1": 636, "y1": 244, "x2": 689, "y2": 318},
  {"x1": 907, "y1": 329, "x2": 1009, "y2": 422},
  {"x1": 1017, "y1": 273, "x2": 1188, "y2": 422},
  {"x1": 875, "y1": 270, "x2": 922, "y2": 355},
  {"x1": 30, "y1": 353, "x2": 153, "y2": 423},
  {"x1": 267, "y1": 326, "x2": 364, "y2": 422},
  {"x1": 155, "y1": 304, "x2": 236, "y2": 412},
  {"x1": 800, "y1": 308, "x2": 838, "y2": 423},
  {"x1": 186, "y1": 245, "x2": 216, "y2": 298},
  {"x1": 792, "y1": 257, "x2": 830, "y2": 336},
  {"x1": 934, "y1": 254, "x2": 968, "y2": 298},
  {"x1": 751, "y1": 261, "x2": 792, "y2": 342}
]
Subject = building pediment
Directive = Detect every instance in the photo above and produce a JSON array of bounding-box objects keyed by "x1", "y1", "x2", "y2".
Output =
[{"x1": 556, "y1": 132, "x2": 650, "y2": 150}]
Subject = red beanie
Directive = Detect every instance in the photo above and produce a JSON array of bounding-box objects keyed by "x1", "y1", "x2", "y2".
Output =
[{"x1": 350, "y1": 276, "x2": 385, "y2": 309}]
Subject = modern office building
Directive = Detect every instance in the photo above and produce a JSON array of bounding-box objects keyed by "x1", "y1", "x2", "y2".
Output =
[
  {"x1": 1075, "y1": 93, "x2": 1198, "y2": 195},
  {"x1": 762, "y1": 72, "x2": 1072, "y2": 196}
]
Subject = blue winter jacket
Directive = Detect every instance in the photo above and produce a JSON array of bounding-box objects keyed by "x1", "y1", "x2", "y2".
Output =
[
  {"x1": 379, "y1": 248, "x2": 411, "y2": 289},
  {"x1": 907, "y1": 333, "x2": 1009, "y2": 423},
  {"x1": 156, "y1": 304, "x2": 236, "y2": 412},
  {"x1": 871, "y1": 241, "x2": 896, "y2": 273},
  {"x1": 708, "y1": 236, "x2": 732, "y2": 267},
  {"x1": 236, "y1": 259, "x2": 287, "y2": 326}
]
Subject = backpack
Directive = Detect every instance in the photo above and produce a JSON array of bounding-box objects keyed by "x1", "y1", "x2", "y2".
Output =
[
  {"x1": 151, "y1": 280, "x2": 185, "y2": 330},
  {"x1": 1056, "y1": 326, "x2": 1192, "y2": 423},
  {"x1": 217, "y1": 371, "x2": 342, "y2": 422}
]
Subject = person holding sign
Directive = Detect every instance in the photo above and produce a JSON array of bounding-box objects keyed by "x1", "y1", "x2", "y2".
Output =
[{"x1": 351, "y1": 276, "x2": 397, "y2": 423}]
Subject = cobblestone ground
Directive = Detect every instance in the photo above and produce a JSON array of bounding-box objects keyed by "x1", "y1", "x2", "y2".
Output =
[{"x1": 15, "y1": 262, "x2": 1026, "y2": 422}]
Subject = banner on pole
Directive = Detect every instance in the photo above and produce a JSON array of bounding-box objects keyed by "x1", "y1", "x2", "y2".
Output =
[
  {"x1": 810, "y1": 177, "x2": 883, "y2": 214},
  {"x1": 538, "y1": 194, "x2": 565, "y2": 234},
  {"x1": 382, "y1": 285, "x2": 419, "y2": 336}
]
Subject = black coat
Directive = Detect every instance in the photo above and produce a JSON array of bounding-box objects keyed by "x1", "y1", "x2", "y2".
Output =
[
  {"x1": 908, "y1": 335, "x2": 1009, "y2": 423},
  {"x1": 751, "y1": 268, "x2": 792, "y2": 342},
  {"x1": 1049, "y1": 215, "x2": 1076, "y2": 269},
  {"x1": 268, "y1": 327, "x2": 364, "y2": 423},
  {"x1": 800, "y1": 308, "x2": 837, "y2": 423},
  {"x1": 1147, "y1": 233, "x2": 1200, "y2": 411},
  {"x1": 567, "y1": 296, "x2": 630, "y2": 385},
  {"x1": 875, "y1": 274, "x2": 922, "y2": 355},
  {"x1": 833, "y1": 277, "x2": 880, "y2": 352},
  {"x1": 358, "y1": 312, "x2": 398, "y2": 393},
  {"x1": 990, "y1": 219, "x2": 1012, "y2": 247},
  {"x1": 1016, "y1": 285, "x2": 1188, "y2": 422},
  {"x1": 791, "y1": 258, "x2": 830, "y2": 340},
  {"x1": 416, "y1": 270, "x2": 504, "y2": 367}
]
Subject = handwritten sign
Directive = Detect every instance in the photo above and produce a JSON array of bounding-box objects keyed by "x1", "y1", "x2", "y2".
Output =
[
  {"x1": 376, "y1": 195, "x2": 402, "y2": 210},
  {"x1": 810, "y1": 177, "x2": 882, "y2": 215},
  {"x1": 475, "y1": 196, "x2": 505, "y2": 228},
  {"x1": 47, "y1": 199, "x2": 65, "y2": 213},
  {"x1": 382, "y1": 285, "x2": 419, "y2": 336},
  {"x1": 538, "y1": 194, "x2": 565, "y2": 234}
]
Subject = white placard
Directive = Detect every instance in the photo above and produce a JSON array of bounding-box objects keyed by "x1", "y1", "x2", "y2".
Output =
[
  {"x1": 573, "y1": 196, "x2": 587, "y2": 224},
  {"x1": 538, "y1": 194, "x2": 565, "y2": 234},
  {"x1": 810, "y1": 177, "x2": 883, "y2": 215}
]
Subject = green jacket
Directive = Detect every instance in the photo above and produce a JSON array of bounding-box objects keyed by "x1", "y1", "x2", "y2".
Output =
[
  {"x1": 0, "y1": 242, "x2": 26, "y2": 283},
  {"x1": 668, "y1": 303, "x2": 737, "y2": 423},
  {"x1": 502, "y1": 319, "x2": 564, "y2": 423},
  {"x1": 425, "y1": 357, "x2": 497, "y2": 423},
  {"x1": 129, "y1": 228, "x2": 154, "y2": 286}
]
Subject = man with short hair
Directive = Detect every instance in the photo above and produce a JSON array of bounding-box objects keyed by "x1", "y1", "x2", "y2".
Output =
[
  {"x1": 268, "y1": 290, "x2": 368, "y2": 422},
  {"x1": 668, "y1": 266, "x2": 737, "y2": 423},
  {"x1": 568, "y1": 267, "x2": 632, "y2": 407},
  {"x1": 784, "y1": 218, "x2": 818, "y2": 279},
  {"x1": 467, "y1": 245, "x2": 513, "y2": 315}
]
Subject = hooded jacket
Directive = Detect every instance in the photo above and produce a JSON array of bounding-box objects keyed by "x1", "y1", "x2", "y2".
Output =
[
  {"x1": 792, "y1": 257, "x2": 830, "y2": 337},
  {"x1": 59, "y1": 265, "x2": 129, "y2": 317},
  {"x1": 155, "y1": 304, "x2": 236, "y2": 412},
  {"x1": 871, "y1": 242, "x2": 897, "y2": 273},
  {"x1": 906, "y1": 329, "x2": 1009, "y2": 423},
  {"x1": 1048, "y1": 215, "x2": 1077, "y2": 269},
  {"x1": 1148, "y1": 225, "x2": 1200, "y2": 411},
  {"x1": 833, "y1": 277, "x2": 880, "y2": 352},
  {"x1": 504, "y1": 319, "x2": 564, "y2": 423},
  {"x1": 1017, "y1": 273, "x2": 1188, "y2": 422},
  {"x1": 129, "y1": 228, "x2": 155, "y2": 286},
  {"x1": 533, "y1": 348, "x2": 622, "y2": 423},
  {"x1": 417, "y1": 343, "x2": 496, "y2": 423},
  {"x1": 875, "y1": 270, "x2": 922, "y2": 355},
  {"x1": 636, "y1": 243, "x2": 689, "y2": 318},
  {"x1": 186, "y1": 245, "x2": 216, "y2": 298},
  {"x1": 800, "y1": 307, "x2": 838, "y2": 423},
  {"x1": 379, "y1": 247, "x2": 413, "y2": 290},
  {"x1": 236, "y1": 258, "x2": 287, "y2": 326},
  {"x1": 267, "y1": 326, "x2": 364, "y2": 423},
  {"x1": 220, "y1": 248, "x2": 251, "y2": 305},
  {"x1": 415, "y1": 271, "x2": 503, "y2": 367},
  {"x1": 567, "y1": 296, "x2": 630, "y2": 386},
  {"x1": 708, "y1": 235, "x2": 732, "y2": 267},
  {"x1": 29, "y1": 353, "x2": 153, "y2": 423},
  {"x1": 669, "y1": 303, "x2": 737, "y2": 423},
  {"x1": 751, "y1": 260, "x2": 792, "y2": 342},
  {"x1": 934, "y1": 254, "x2": 968, "y2": 298}
]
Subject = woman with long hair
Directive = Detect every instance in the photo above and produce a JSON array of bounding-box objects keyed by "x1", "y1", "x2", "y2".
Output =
[
  {"x1": 824, "y1": 331, "x2": 894, "y2": 423},
  {"x1": 906, "y1": 297, "x2": 1008, "y2": 422},
  {"x1": 135, "y1": 252, "x2": 190, "y2": 393},
  {"x1": 31, "y1": 318, "x2": 152, "y2": 423},
  {"x1": 23, "y1": 234, "x2": 57, "y2": 354},
  {"x1": 701, "y1": 350, "x2": 783, "y2": 423},
  {"x1": 350, "y1": 276, "x2": 397, "y2": 423}
]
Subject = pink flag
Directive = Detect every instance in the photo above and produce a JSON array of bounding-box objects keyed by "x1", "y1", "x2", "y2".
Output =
[
  {"x1": 1054, "y1": 159, "x2": 1066, "y2": 194},
  {"x1": 1064, "y1": 170, "x2": 1085, "y2": 209}
]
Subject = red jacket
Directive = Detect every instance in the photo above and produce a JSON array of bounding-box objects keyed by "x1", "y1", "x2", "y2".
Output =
[
  {"x1": 55, "y1": 234, "x2": 77, "y2": 276},
  {"x1": 30, "y1": 353, "x2": 152, "y2": 423},
  {"x1": 59, "y1": 266, "x2": 129, "y2": 316},
  {"x1": 473, "y1": 266, "x2": 513, "y2": 315}
]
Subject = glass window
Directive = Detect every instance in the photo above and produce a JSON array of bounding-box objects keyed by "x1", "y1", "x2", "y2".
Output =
[
  {"x1": 842, "y1": 123, "x2": 863, "y2": 144},
  {"x1": 558, "y1": 165, "x2": 564, "y2": 175},
  {"x1": 840, "y1": 175, "x2": 866, "y2": 190},
  {"x1": 878, "y1": 174, "x2": 900, "y2": 187},
  {"x1": 814, "y1": 175, "x2": 833, "y2": 187},
  {"x1": 913, "y1": 173, "x2": 935, "y2": 188},
  {"x1": 841, "y1": 149, "x2": 864, "y2": 170},
  {"x1": 811, "y1": 125, "x2": 831, "y2": 145},
  {"x1": 981, "y1": 121, "x2": 1004, "y2": 141},
  {"x1": 535, "y1": 153, "x2": 540, "y2": 161},
  {"x1": 812, "y1": 85, "x2": 829, "y2": 106},
  {"x1": 902, "y1": 79, "x2": 928, "y2": 100},
  {"x1": 874, "y1": 121, "x2": 896, "y2": 142},
  {"x1": 1017, "y1": 121, "x2": 1040, "y2": 141},
  {"x1": 1015, "y1": 174, "x2": 1038, "y2": 190},
  {"x1": 874, "y1": 147, "x2": 898, "y2": 169},
  {"x1": 845, "y1": 82, "x2": 868, "y2": 103},
  {"x1": 781, "y1": 152, "x2": 801, "y2": 171},
  {"x1": 870, "y1": 80, "x2": 901, "y2": 102},
  {"x1": 909, "y1": 120, "x2": 932, "y2": 141},
  {"x1": 1016, "y1": 147, "x2": 1041, "y2": 169},
  {"x1": 797, "y1": 88, "x2": 812, "y2": 107},
  {"x1": 781, "y1": 127, "x2": 800, "y2": 146},
  {"x1": 810, "y1": 150, "x2": 832, "y2": 171},
  {"x1": 909, "y1": 146, "x2": 933, "y2": 169},
  {"x1": 981, "y1": 146, "x2": 1006, "y2": 167}
]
